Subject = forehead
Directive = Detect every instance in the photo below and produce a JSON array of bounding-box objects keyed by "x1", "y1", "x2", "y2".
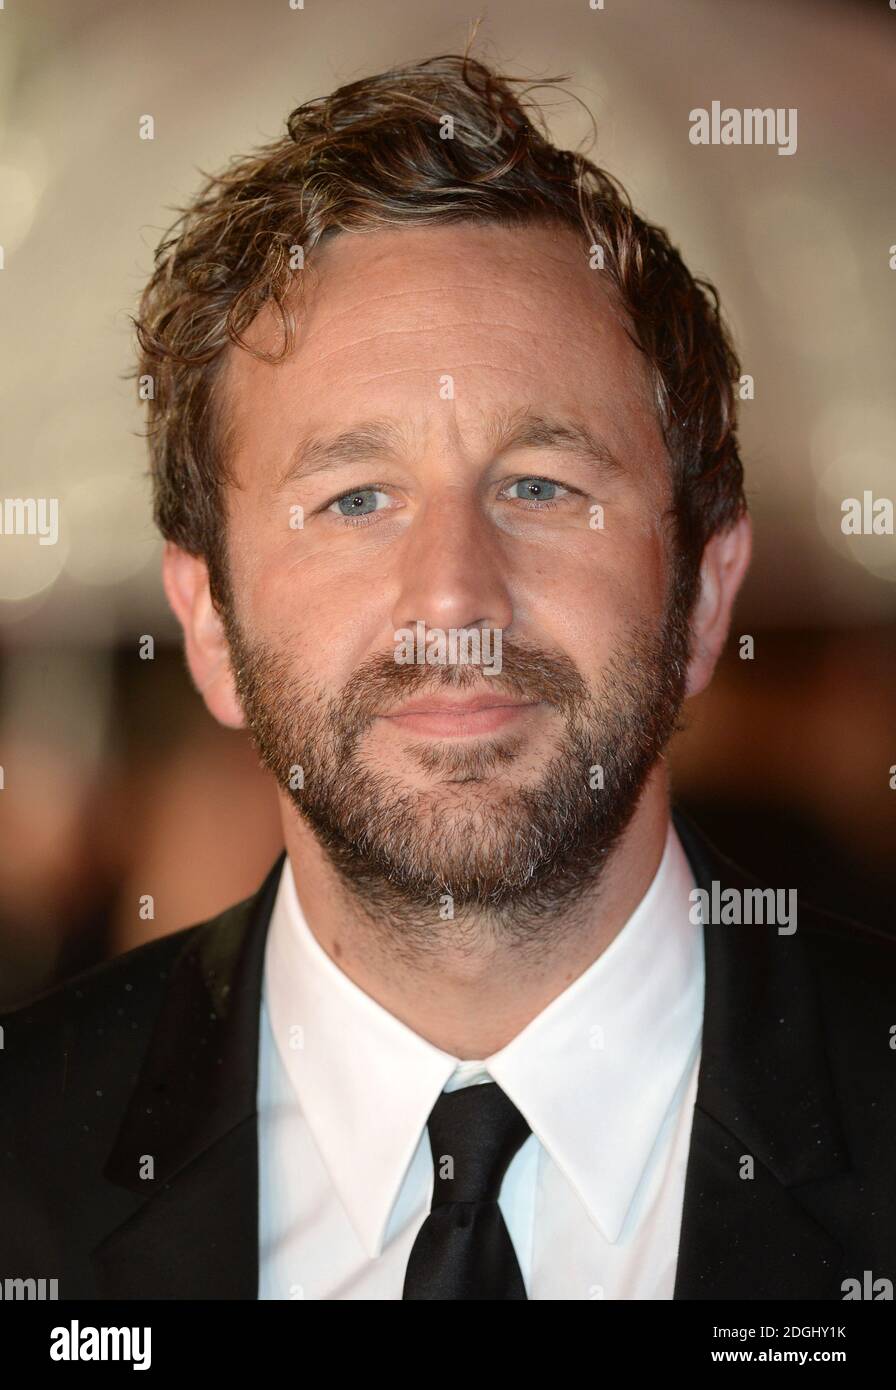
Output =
[{"x1": 221, "y1": 220, "x2": 664, "y2": 480}]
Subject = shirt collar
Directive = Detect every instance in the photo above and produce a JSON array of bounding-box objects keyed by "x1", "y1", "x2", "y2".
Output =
[{"x1": 263, "y1": 820, "x2": 702, "y2": 1255}]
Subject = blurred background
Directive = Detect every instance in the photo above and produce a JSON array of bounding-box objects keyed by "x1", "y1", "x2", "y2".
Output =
[{"x1": 0, "y1": 0, "x2": 893, "y2": 1005}]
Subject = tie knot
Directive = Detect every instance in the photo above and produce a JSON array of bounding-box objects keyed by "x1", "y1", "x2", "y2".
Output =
[{"x1": 426, "y1": 1081, "x2": 531, "y2": 1206}]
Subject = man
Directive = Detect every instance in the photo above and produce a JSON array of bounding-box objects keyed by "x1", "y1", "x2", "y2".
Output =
[{"x1": 1, "y1": 53, "x2": 893, "y2": 1302}]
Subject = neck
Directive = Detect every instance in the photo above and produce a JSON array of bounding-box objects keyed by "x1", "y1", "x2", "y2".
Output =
[{"x1": 277, "y1": 773, "x2": 670, "y2": 1059}]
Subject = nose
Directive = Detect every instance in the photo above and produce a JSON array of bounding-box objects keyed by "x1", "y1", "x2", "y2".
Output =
[{"x1": 391, "y1": 488, "x2": 513, "y2": 640}]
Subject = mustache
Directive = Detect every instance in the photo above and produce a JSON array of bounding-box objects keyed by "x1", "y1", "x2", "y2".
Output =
[{"x1": 336, "y1": 637, "x2": 590, "y2": 735}]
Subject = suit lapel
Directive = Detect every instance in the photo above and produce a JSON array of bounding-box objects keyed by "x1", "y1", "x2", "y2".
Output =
[
  {"x1": 671, "y1": 811, "x2": 852, "y2": 1298},
  {"x1": 92, "y1": 850, "x2": 286, "y2": 1299}
]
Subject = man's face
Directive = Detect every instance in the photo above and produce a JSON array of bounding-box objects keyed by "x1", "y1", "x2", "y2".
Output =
[{"x1": 218, "y1": 220, "x2": 689, "y2": 916}]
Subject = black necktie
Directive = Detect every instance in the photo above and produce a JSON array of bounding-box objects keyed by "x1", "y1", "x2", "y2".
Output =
[{"x1": 402, "y1": 1080, "x2": 531, "y2": 1300}]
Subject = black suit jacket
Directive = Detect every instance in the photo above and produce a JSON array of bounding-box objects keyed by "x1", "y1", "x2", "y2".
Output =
[{"x1": 1, "y1": 811, "x2": 894, "y2": 1300}]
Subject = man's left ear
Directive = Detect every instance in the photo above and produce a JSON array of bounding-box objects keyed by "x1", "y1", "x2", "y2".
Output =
[{"x1": 685, "y1": 514, "x2": 753, "y2": 698}]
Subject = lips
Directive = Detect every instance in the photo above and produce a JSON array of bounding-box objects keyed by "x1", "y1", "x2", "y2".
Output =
[{"x1": 378, "y1": 693, "x2": 540, "y2": 738}]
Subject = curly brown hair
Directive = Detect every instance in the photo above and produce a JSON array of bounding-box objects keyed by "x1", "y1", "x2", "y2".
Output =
[{"x1": 133, "y1": 50, "x2": 746, "y2": 613}]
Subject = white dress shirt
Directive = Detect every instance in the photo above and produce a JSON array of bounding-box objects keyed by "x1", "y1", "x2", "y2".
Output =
[{"x1": 257, "y1": 820, "x2": 704, "y2": 1299}]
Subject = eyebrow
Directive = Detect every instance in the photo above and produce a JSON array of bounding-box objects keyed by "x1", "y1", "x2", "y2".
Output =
[
  {"x1": 271, "y1": 408, "x2": 626, "y2": 494},
  {"x1": 272, "y1": 419, "x2": 408, "y2": 494},
  {"x1": 487, "y1": 408, "x2": 627, "y2": 480}
]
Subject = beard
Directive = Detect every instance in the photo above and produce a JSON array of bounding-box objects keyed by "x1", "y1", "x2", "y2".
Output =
[{"x1": 219, "y1": 578, "x2": 692, "y2": 939}]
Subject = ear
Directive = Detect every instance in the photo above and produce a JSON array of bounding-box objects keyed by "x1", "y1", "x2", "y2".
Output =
[
  {"x1": 161, "y1": 542, "x2": 246, "y2": 729},
  {"x1": 685, "y1": 514, "x2": 752, "y2": 698}
]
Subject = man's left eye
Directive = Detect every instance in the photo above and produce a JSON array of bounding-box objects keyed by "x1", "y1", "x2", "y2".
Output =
[
  {"x1": 328, "y1": 487, "x2": 391, "y2": 517},
  {"x1": 504, "y1": 477, "x2": 569, "y2": 502}
]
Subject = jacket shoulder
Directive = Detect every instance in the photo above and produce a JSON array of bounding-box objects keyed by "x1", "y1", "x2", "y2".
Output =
[
  {"x1": 797, "y1": 898, "x2": 896, "y2": 984},
  {"x1": 0, "y1": 868, "x2": 278, "y2": 1284},
  {"x1": 0, "y1": 875, "x2": 272, "y2": 1073},
  {"x1": 675, "y1": 806, "x2": 895, "y2": 971},
  {"x1": 0, "y1": 920, "x2": 204, "y2": 1275},
  {"x1": 1, "y1": 920, "x2": 201, "y2": 1042},
  {"x1": 1, "y1": 857, "x2": 283, "y2": 1097},
  {"x1": 675, "y1": 806, "x2": 896, "y2": 1065},
  {"x1": 0, "y1": 922, "x2": 209, "y2": 1158},
  {"x1": 796, "y1": 901, "x2": 896, "y2": 1070}
]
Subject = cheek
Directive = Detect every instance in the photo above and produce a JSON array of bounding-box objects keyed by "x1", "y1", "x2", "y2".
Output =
[
  {"x1": 514, "y1": 525, "x2": 668, "y2": 670},
  {"x1": 240, "y1": 541, "x2": 388, "y2": 689}
]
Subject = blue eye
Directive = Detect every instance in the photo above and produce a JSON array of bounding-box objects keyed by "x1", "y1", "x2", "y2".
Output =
[
  {"x1": 506, "y1": 477, "x2": 566, "y2": 502},
  {"x1": 329, "y1": 488, "x2": 389, "y2": 518}
]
